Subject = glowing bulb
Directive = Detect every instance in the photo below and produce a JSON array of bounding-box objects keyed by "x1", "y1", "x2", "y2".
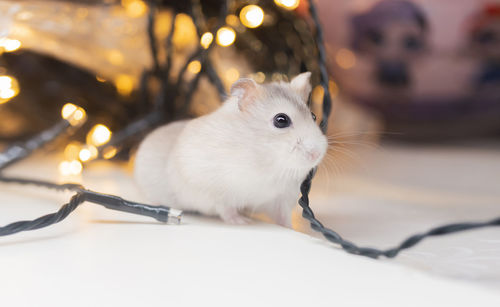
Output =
[
  {"x1": 240, "y1": 5, "x2": 264, "y2": 28},
  {"x1": 187, "y1": 60, "x2": 202, "y2": 74},
  {"x1": 69, "y1": 160, "x2": 83, "y2": 175},
  {"x1": 96, "y1": 76, "x2": 106, "y2": 82},
  {"x1": 252, "y1": 72, "x2": 266, "y2": 83},
  {"x1": 59, "y1": 160, "x2": 82, "y2": 176},
  {"x1": 79, "y1": 145, "x2": 98, "y2": 162},
  {"x1": 274, "y1": 0, "x2": 300, "y2": 10},
  {"x1": 61, "y1": 103, "x2": 87, "y2": 126},
  {"x1": 0, "y1": 75, "x2": 19, "y2": 104},
  {"x1": 103, "y1": 146, "x2": 118, "y2": 160},
  {"x1": 173, "y1": 14, "x2": 197, "y2": 48},
  {"x1": 114, "y1": 74, "x2": 134, "y2": 96},
  {"x1": 87, "y1": 124, "x2": 112, "y2": 147},
  {"x1": 200, "y1": 32, "x2": 213, "y2": 49},
  {"x1": 216, "y1": 27, "x2": 236, "y2": 47},
  {"x1": 64, "y1": 142, "x2": 82, "y2": 160},
  {"x1": 335, "y1": 48, "x2": 356, "y2": 69},
  {"x1": 121, "y1": 0, "x2": 147, "y2": 18},
  {"x1": 0, "y1": 38, "x2": 21, "y2": 52},
  {"x1": 107, "y1": 49, "x2": 124, "y2": 65},
  {"x1": 225, "y1": 68, "x2": 240, "y2": 84}
]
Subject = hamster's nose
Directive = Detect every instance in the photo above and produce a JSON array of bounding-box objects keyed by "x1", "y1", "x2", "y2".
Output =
[
  {"x1": 308, "y1": 150, "x2": 321, "y2": 162},
  {"x1": 377, "y1": 60, "x2": 409, "y2": 87}
]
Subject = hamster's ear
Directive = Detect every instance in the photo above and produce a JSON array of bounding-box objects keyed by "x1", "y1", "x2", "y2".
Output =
[
  {"x1": 290, "y1": 72, "x2": 312, "y2": 103},
  {"x1": 230, "y1": 78, "x2": 259, "y2": 111}
]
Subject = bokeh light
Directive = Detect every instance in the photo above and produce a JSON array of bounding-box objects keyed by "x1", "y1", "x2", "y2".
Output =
[
  {"x1": 0, "y1": 75, "x2": 19, "y2": 104},
  {"x1": 240, "y1": 5, "x2": 264, "y2": 29},
  {"x1": 216, "y1": 27, "x2": 236, "y2": 47},
  {"x1": 61, "y1": 103, "x2": 86, "y2": 126},
  {"x1": 200, "y1": 32, "x2": 213, "y2": 49},
  {"x1": 274, "y1": 0, "x2": 300, "y2": 10},
  {"x1": 87, "y1": 124, "x2": 112, "y2": 147}
]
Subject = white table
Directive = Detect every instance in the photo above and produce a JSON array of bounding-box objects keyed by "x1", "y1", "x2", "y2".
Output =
[{"x1": 1, "y1": 143, "x2": 499, "y2": 306}]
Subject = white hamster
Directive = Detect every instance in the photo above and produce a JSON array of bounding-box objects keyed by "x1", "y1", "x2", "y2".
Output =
[{"x1": 134, "y1": 72, "x2": 327, "y2": 226}]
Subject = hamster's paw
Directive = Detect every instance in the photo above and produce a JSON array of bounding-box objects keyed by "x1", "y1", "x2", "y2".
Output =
[{"x1": 219, "y1": 208, "x2": 251, "y2": 225}]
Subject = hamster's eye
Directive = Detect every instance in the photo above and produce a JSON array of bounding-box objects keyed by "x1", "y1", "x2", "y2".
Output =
[
  {"x1": 273, "y1": 113, "x2": 291, "y2": 128},
  {"x1": 311, "y1": 112, "x2": 316, "y2": 121}
]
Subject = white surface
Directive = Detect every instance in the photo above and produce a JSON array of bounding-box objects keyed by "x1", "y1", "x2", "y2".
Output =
[{"x1": 1, "y1": 143, "x2": 500, "y2": 306}]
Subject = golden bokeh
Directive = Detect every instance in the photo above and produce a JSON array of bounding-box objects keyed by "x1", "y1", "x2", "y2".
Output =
[
  {"x1": 187, "y1": 60, "x2": 202, "y2": 74},
  {"x1": 0, "y1": 75, "x2": 19, "y2": 104},
  {"x1": 61, "y1": 103, "x2": 87, "y2": 126},
  {"x1": 200, "y1": 32, "x2": 214, "y2": 49},
  {"x1": 216, "y1": 27, "x2": 236, "y2": 47},
  {"x1": 173, "y1": 13, "x2": 197, "y2": 48},
  {"x1": 114, "y1": 74, "x2": 134, "y2": 96},
  {"x1": 224, "y1": 68, "x2": 240, "y2": 84},
  {"x1": 121, "y1": 0, "x2": 148, "y2": 18},
  {"x1": 87, "y1": 124, "x2": 112, "y2": 147},
  {"x1": 79, "y1": 145, "x2": 98, "y2": 162},
  {"x1": 274, "y1": 0, "x2": 300, "y2": 10},
  {"x1": 0, "y1": 38, "x2": 21, "y2": 52},
  {"x1": 103, "y1": 146, "x2": 118, "y2": 160},
  {"x1": 240, "y1": 5, "x2": 264, "y2": 29}
]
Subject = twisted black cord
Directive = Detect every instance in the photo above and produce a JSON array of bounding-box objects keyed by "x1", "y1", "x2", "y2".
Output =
[{"x1": 0, "y1": 176, "x2": 180, "y2": 237}]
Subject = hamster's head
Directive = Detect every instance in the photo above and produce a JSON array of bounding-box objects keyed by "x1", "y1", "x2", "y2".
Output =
[{"x1": 229, "y1": 72, "x2": 327, "y2": 177}]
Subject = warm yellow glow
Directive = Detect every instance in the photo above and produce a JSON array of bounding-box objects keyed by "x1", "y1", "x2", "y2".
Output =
[
  {"x1": 103, "y1": 146, "x2": 118, "y2": 160},
  {"x1": 225, "y1": 15, "x2": 240, "y2": 27},
  {"x1": 121, "y1": 0, "x2": 148, "y2": 18},
  {"x1": 252, "y1": 72, "x2": 266, "y2": 83},
  {"x1": 64, "y1": 142, "x2": 82, "y2": 160},
  {"x1": 216, "y1": 27, "x2": 236, "y2": 47},
  {"x1": 274, "y1": 0, "x2": 300, "y2": 10},
  {"x1": 114, "y1": 74, "x2": 134, "y2": 96},
  {"x1": 240, "y1": 5, "x2": 264, "y2": 28},
  {"x1": 61, "y1": 103, "x2": 87, "y2": 126},
  {"x1": 335, "y1": 48, "x2": 356, "y2": 69},
  {"x1": 0, "y1": 75, "x2": 19, "y2": 104},
  {"x1": 0, "y1": 38, "x2": 21, "y2": 52},
  {"x1": 187, "y1": 60, "x2": 202, "y2": 74},
  {"x1": 173, "y1": 14, "x2": 197, "y2": 48},
  {"x1": 312, "y1": 81, "x2": 340, "y2": 105},
  {"x1": 329, "y1": 80, "x2": 339, "y2": 98},
  {"x1": 225, "y1": 68, "x2": 240, "y2": 84},
  {"x1": 96, "y1": 76, "x2": 106, "y2": 82},
  {"x1": 79, "y1": 145, "x2": 98, "y2": 162},
  {"x1": 107, "y1": 49, "x2": 124, "y2": 65},
  {"x1": 59, "y1": 160, "x2": 82, "y2": 176},
  {"x1": 200, "y1": 32, "x2": 213, "y2": 49},
  {"x1": 87, "y1": 124, "x2": 112, "y2": 147}
]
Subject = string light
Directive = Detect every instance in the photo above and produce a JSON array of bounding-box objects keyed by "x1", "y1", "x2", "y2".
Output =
[
  {"x1": 173, "y1": 14, "x2": 197, "y2": 48},
  {"x1": 224, "y1": 68, "x2": 240, "y2": 84},
  {"x1": 114, "y1": 74, "x2": 134, "y2": 96},
  {"x1": 200, "y1": 32, "x2": 213, "y2": 49},
  {"x1": 121, "y1": 0, "x2": 148, "y2": 18},
  {"x1": 239, "y1": 5, "x2": 264, "y2": 28},
  {"x1": 216, "y1": 27, "x2": 236, "y2": 47},
  {"x1": 225, "y1": 15, "x2": 240, "y2": 27},
  {"x1": 64, "y1": 142, "x2": 83, "y2": 160},
  {"x1": 79, "y1": 145, "x2": 98, "y2": 162},
  {"x1": 87, "y1": 124, "x2": 112, "y2": 147},
  {"x1": 61, "y1": 103, "x2": 86, "y2": 126},
  {"x1": 0, "y1": 75, "x2": 19, "y2": 104},
  {"x1": 107, "y1": 49, "x2": 124, "y2": 65},
  {"x1": 187, "y1": 60, "x2": 202, "y2": 74},
  {"x1": 274, "y1": 0, "x2": 300, "y2": 10},
  {"x1": 102, "y1": 146, "x2": 118, "y2": 160},
  {"x1": 58, "y1": 160, "x2": 83, "y2": 176},
  {"x1": 0, "y1": 38, "x2": 21, "y2": 52},
  {"x1": 252, "y1": 72, "x2": 266, "y2": 83}
]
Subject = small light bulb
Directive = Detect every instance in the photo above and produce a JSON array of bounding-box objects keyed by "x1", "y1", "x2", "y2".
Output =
[
  {"x1": 216, "y1": 27, "x2": 236, "y2": 47},
  {"x1": 64, "y1": 142, "x2": 82, "y2": 160},
  {"x1": 87, "y1": 124, "x2": 112, "y2": 147},
  {"x1": 0, "y1": 75, "x2": 19, "y2": 104},
  {"x1": 0, "y1": 38, "x2": 21, "y2": 52},
  {"x1": 69, "y1": 160, "x2": 83, "y2": 175},
  {"x1": 103, "y1": 146, "x2": 118, "y2": 160},
  {"x1": 114, "y1": 74, "x2": 134, "y2": 96},
  {"x1": 200, "y1": 32, "x2": 213, "y2": 49},
  {"x1": 240, "y1": 5, "x2": 264, "y2": 28},
  {"x1": 274, "y1": 0, "x2": 300, "y2": 10},
  {"x1": 187, "y1": 60, "x2": 202, "y2": 74},
  {"x1": 79, "y1": 145, "x2": 98, "y2": 162},
  {"x1": 61, "y1": 103, "x2": 87, "y2": 126}
]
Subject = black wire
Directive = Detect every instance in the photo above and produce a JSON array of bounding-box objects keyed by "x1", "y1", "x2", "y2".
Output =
[{"x1": 0, "y1": 176, "x2": 177, "y2": 237}]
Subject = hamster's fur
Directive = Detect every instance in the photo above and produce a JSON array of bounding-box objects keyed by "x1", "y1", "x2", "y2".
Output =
[{"x1": 134, "y1": 72, "x2": 327, "y2": 226}]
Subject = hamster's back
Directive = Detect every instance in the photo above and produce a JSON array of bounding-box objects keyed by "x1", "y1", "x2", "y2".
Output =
[{"x1": 134, "y1": 120, "x2": 188, "y2": 205}]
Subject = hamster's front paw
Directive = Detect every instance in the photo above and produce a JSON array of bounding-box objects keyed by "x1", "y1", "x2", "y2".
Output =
[{"x1": 219, "y1": 207, "x2": 251, "y2": 225}]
